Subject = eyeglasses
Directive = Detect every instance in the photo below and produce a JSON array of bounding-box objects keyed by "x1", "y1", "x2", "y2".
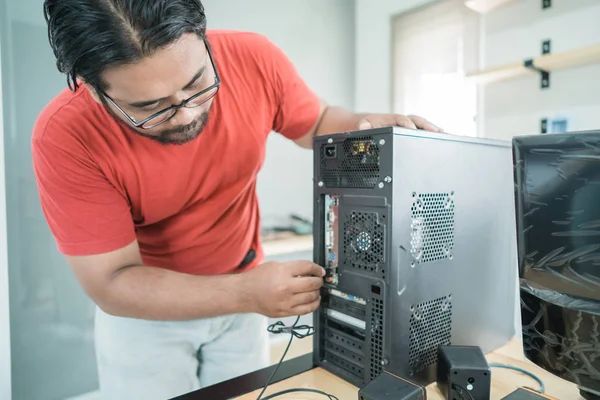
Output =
[{"x1": 97, "y1": 39, "x2": 221, "y2": 130}]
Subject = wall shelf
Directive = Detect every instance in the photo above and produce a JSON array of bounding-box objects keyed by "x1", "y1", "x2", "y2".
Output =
[{"x1": 466, "y1": 43, "x2": 600, "y2": 85}]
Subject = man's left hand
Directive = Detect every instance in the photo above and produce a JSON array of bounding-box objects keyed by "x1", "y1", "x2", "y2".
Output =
[
  {"x1": 295, "y1": 105, "x2": 444, "y2": 149},
  {"x1": 357, "y1": 113, "x2": 443, "y2": 133}
]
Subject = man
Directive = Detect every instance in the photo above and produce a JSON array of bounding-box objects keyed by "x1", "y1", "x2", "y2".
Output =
[{"x1": 34, "y1": 0, "x2": 441, "y2": 399}]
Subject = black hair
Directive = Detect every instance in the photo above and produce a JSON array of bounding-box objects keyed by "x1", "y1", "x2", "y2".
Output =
[{"x1": 43, "y1": 0, "x2": 207, "y2": 92}]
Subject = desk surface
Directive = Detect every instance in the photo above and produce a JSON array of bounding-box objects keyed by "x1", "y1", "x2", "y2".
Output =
[
  {"x1": 183, "y1": 236, "x2": 583, "y2": 399},
  {"x1": 262, "y1": 234, "x2": 313, "y2": 257},
  {"x1": 234, "y1": 338, "x2": 583, "y2": 400}
]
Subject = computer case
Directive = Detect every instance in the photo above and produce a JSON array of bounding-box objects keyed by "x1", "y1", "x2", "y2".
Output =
[
  {"x1": 312, "y1": 127, "x2": 517, "y2": 388},
  {"x1": 513, "y1": 130, "x2": 600, "y2": 400}
]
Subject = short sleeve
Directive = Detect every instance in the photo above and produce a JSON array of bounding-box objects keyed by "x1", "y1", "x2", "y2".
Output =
[
  {"x1": 262, "y1": 37, "x2": 322, "y2": 140},
  {"x1": 32, "y1": 137, "x2": 136, "y2": 256}
]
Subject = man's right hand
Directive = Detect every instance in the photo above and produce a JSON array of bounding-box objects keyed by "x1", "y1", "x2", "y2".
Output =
[{"x1": 242, "y1": 260, "x2": 325, "y2": 318}]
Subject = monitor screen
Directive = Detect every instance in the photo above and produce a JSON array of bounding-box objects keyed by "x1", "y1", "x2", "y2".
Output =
[{"x1": 514, "y1": 132, "x2": 600, "y2": 302}]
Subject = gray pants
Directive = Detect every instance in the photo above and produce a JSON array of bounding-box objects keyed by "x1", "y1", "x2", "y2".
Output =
[{"x1": 94, "y1": 307, "x2": 270, "y2": 400}]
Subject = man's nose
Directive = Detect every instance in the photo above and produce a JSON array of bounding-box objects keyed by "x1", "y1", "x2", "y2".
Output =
[{"x1": 169, "y1": 106, "x2": 197, "y2": 126}]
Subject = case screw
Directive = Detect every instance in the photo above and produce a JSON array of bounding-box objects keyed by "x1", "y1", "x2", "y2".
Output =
[
  {"x1": 379, "y1": 139, "x2": 385, "y2": 145},
  {"x1": 378, "y1": 182, "x2": 384, "y2": 189},
  {"x1": 327, "y1": 138, "x2": 333, "y2": 144},
  {"x1": 318, "y1": 181, "x2": 324, "y2": 187},
  {"x1": 384, "y1": 176, "x2": 392, "y2": 183},
  {"x1": 381, "y1": 358, "x2": 389, "y2": 366}
]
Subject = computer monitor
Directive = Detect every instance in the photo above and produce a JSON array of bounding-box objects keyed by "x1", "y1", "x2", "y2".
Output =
[
  {"x1": 312, "y1": 127, "x2": 518, "y2": 388},
  {"x1": 513, "y1": 130, "x2": 600, "y2": 400}
]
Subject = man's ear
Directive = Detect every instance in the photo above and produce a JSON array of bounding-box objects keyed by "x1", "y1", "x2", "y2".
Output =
[{"x1": 79, "y1": 79, "x2": 103, "y2": 104}]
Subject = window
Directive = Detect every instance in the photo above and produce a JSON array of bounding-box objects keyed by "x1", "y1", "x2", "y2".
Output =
[{"x1": 392, "y1": 0, "x2": 481, "y2": 137}]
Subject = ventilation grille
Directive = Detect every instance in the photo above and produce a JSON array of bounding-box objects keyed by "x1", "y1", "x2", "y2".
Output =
[
  {"x1": 326, "y1": 329, "x2": 365, "y2": 353},
  {"x1": 326, "y1": 351, "x2": 364, "y2": 378},
  {"x1": 325, "y1": 341, "x2": 365, "y2": 365},
  {"x1": 408, "y1": 295, "x2": 452, "y2": 374},
  {"x1": 320, "y1": 136, "x2": 380, "y2": 188},
  {"x1": 369, "y1": 298, "x2": 385, "y2": 380},
  {"x1": 410, "y1": 192, "x2": 455, "y2": 264},
  {"x1": 343, "y1": 211, "x2": 385, "y2": 275}
]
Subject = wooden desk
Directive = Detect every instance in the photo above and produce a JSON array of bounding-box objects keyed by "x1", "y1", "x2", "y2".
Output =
[
  {"x1": 235, "y1": 338, "x2": 583, "y2": 400},
  {"x1": 173, "y1": 237, "x2": 583, "y2": 399},
  {"x1": 262, "y1": 234, "x2": 313, "y2": 257}
]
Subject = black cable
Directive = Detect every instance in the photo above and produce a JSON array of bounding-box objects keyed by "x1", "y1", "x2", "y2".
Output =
[
  {"x1": 255, "y1": 316, "x2": 300, "y2": 400},
  {"x1": 261, "y1": 388, "x2": 339, "y2": 400},
  {"x1": 489, "y1": 363, "x2": 545, "y2": 393},
  {"x1": 255, "y1": 316, "x2": 338, "y2": 400},
  {"x1": 266, "y1": 318, "x2": 314, "y2": 339}
]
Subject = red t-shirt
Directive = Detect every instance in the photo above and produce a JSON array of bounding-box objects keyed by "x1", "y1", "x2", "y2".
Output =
[{"x1": 31, "y1": 30, "x2": 321, "y2": 275}]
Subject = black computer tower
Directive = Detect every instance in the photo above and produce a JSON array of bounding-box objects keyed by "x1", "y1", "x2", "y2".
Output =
[{"x1": 312, "y1": 127, "x2": 518, "y2": 388}]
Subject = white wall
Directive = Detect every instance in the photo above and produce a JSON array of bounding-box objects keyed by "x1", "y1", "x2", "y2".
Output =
[
  {"x1": 203, "y1": 0, "x2": 356, "y2": 225},
  {"x1": 482, "y1": 0, "x2": 600, "y2": 140},
  {"x1": 354, "y1": 0, "x2": 436, "y2": 113},
  {"x1": 356, "y1": 0, "x2": 600, "y2": 138}
]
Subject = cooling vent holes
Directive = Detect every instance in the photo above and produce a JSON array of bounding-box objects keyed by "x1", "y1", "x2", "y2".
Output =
[
  {"x1": 410, "y1": 192, "x2": 455, "y2": 265},
  {"x1": 369, "y1": 298, "x2": 385, "y2": 380},
  {"x1": 408, "y1": 294, "x2": 453, "y2": 375},
  {"x1": 343, "y1": 211, "x2": 386, "y2": 276},
  {"x1": 356, "y1": 231, "x2": 372, "y2": 251}
]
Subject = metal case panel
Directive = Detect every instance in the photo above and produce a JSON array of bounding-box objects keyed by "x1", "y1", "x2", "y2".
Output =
[
  {"x1": 312, "y1": 127, "x2": 517, "y2": 388},
  {"x1": 388, "y1": 128, "x2": 516, "y2": 384}
]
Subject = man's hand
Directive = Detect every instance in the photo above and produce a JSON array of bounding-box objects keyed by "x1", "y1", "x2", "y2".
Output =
[
  {"x1": 241, "y1": 260, "x2": 325, "y2": 318},
  {"x1": 294, "y1": 101, "x2": 444, "y2": 149},
  {"x1": 357, "y1": 113, "x2": 443, "y2": 133}
]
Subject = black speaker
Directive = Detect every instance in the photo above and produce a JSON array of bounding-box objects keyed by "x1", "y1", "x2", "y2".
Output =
[
  {"x1": 358, "y1": 370, "x2": 426, "y2": 400},
  {"x1": 437, "y1": 345, "x2": 491, "y2": 400},
  {"x1": 501, "y1": 388, "x2": 558, "y2": 400}
]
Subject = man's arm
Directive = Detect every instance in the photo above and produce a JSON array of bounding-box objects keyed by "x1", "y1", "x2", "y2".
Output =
[
  {"x1": 67, "y1": 239, "x2": 324, "y2": 321},
  {"x1": 293, "y1": 99, "x2": 444, "y2": 149},
  {"x1": 254, "y1": 32, "x2": 441, "y2": 149},
  {"x1": 66, "y1": 240, "x2": 248, "y2": 320}
]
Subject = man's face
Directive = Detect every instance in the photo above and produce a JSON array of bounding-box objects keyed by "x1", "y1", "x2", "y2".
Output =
[{"x1": 88, "y1": 33, "x2": 217, "y2": 145}]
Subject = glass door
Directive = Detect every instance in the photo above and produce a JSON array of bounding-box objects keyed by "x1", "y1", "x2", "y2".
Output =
[{"x1": 1, "y1": 0, "x2": 100, "y2": 399}]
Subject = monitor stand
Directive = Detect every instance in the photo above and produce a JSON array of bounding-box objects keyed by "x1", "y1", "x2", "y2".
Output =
[{"x1": 581, "y1": 389, "x2": 600, "y2": 400}]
